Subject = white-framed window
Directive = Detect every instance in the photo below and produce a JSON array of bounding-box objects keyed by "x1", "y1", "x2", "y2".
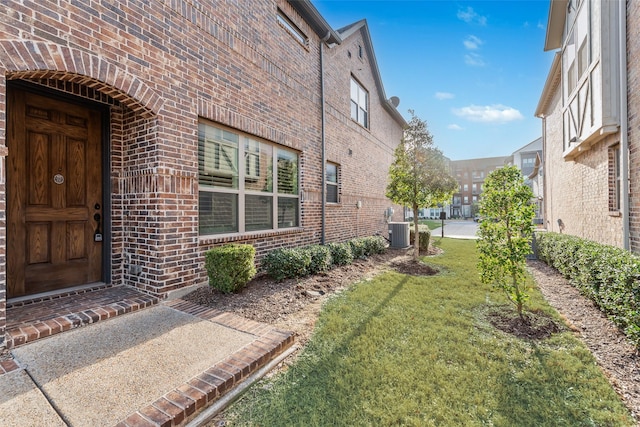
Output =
[
  {"x1": 277, "y1": 8, "x2": 308, "y2": 47},
  {"x1": 326, "y1": 162, "x2": 339, "y2": 204},
  {"x1": 521, "y1": 155, "x2": 537, "y2": 176},
  {"x1": 472, "y1": 183, "x2": 478, "y2": 193},
  {"x1": 198, "y1": 119, "x2": 299, "y2": 235},
  {"x1": 464, "y1": 196, "x2": 469, "y2": 204},
  {"x1": 562, "y1": 2, "x2": 589, "y2": 100},
  {"x1": 350, "y1": 77, "x2": 369, "y2": 128},
  {"x1": 463, "y1": 184, "x2": 469, "y2": 192}
]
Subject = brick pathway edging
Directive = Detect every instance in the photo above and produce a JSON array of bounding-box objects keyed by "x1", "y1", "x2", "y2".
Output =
[
  {"x1": 116, "y1": 300, "x2": 295, "y2": 427},
  {"x1": 5, "y1": 292, "x2": 159, "y2": 349}
]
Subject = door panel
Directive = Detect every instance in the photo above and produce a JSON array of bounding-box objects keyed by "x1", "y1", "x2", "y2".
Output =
[{"x1": 8, "y1": 89, "x2": 103, "y2": 298}]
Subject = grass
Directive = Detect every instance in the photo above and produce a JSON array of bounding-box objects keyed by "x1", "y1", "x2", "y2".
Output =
[
  {"x1": 225, "y1": 238, "x2": 634, "y2": 426},
  {"x1": 419, "y1": 219, "x2": 442, "y2": 230}
]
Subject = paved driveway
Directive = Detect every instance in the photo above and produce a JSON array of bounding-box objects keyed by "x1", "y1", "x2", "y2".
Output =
[{"x1": 431, "y1": 220, "x2": 479, "y2": 239}]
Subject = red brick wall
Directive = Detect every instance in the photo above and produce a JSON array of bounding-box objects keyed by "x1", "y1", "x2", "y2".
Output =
[
  {"x1": 323, "y1": 28, "x2": 405, "y2": 242},
  {"x1": 0, "y1": 0, "x2": 405, "y2": 324},
  {"x1": 626, "y1": 0, "x2": 640, "y2": 251}
]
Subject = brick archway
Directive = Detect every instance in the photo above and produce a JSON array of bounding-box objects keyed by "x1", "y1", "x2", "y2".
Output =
[{"x1": 0, "y1": 40, "x2": 163, "y2": 117}]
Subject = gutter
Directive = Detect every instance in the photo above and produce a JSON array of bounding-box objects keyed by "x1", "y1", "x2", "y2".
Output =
[
  {"x1": 619, "y1": 0, "x2": 630, "y2": 250},
  {"x1": 320, "y1": 32, "x2": 331, "y2": 245}
]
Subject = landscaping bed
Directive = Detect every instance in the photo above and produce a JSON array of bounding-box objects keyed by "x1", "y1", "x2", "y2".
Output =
[
  {"x1": 184, "y1": 241, "x2": 639, "y2": 425},
  {"x1": 184, "y1": 247, "x2": 435, "y2": 346}
]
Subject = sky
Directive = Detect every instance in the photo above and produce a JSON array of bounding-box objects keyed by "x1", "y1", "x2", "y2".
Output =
[{"x1": 313, "y1": 0, "x2": 554, "y2": 161}]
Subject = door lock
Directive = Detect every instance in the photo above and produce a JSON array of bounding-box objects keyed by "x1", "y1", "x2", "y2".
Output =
[{"x1": 94, "y1": 207, "x2": 103, "y2": 242}]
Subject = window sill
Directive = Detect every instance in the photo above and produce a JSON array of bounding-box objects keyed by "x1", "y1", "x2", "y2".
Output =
[
  {"x1": 350, "y1": 118, "x2": 370, "y2": 131},
  {"x1": 199, "y1": 227, "x2": 304, "y2": 245},
  {"x1": 608, "y1": 211, "x2": 621, "y2": 217}
]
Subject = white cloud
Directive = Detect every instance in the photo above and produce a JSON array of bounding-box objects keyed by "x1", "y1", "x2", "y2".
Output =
[
  {"x1": 457, "y1": 7, "x2": 487, "y2": 26},
  {"x1": 452, "y1": 104, "x2": 524, "y2": 124},
  {"x1": 463, "y1": 35, "x2": 483, "y2": 50},
  {"x1": 537, "y1": 21, "x2": 545, "y2": 30},
  {"x1": 435, "y1": 92, "x2": 455, "y2": 100},
  {"x1": 448, "y1": 124, "x2": 464, "y2": 131},
  {"x1": 464, "y1": 53, "x2": 486, "y2": 67}
]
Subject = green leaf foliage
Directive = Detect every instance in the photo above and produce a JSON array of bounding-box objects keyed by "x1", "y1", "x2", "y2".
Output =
[
  {"x1": 386, "y1": 110, "x2": 457, "y2": 259},
  {"x1": 261, "y1": 236, "x2": 387, "y2": 281},
  {"x1": 477, "y1": 165, "x2": 535, "y2": 316},
  {"x1": 409, "y1": 227, "x2": 431, "y2": 252},
  {"x1": 327, "y1": 242, "x2": 354, "y2": 266},
  {"x1": 304, "y1": 245, "x2": 333, "y2": 275},
  {"x1": 205, "y1": 244, "x2": 257, "y2": 293},
  {"x1": 262, "y1": 248, "x2": 312, "y2": 282},
  {"x1": 537, "y1": 231, "x2": 640, "y2": 346}
]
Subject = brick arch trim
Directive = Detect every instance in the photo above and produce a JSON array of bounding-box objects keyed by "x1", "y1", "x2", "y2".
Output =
[{"x1": 0, "y1": 40, "x2": 163, "y2": 117}]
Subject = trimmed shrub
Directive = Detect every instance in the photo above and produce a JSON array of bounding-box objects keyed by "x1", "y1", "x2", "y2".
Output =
[
  {"x1": 349, "y1": 238, "x2": 368, "y2": 259},
  {"x1": 536, "y1": 231, "x2": 640, "y2": 346},
  {"x1": 205, "y1": 244, "x2": 256, "y2": 294},
  {"x1": 360, "y1": 235, "x2": 387, "y2": 256},
  {"x1": 304, "y1": 245, "x2": 333, "y2": 275},
  {"x1": 262, "y1": 247, "x2": 311, "y2": 281},
  {"x1": 327, "y1": 242, "x2": 354, "y2": 266},
  {"x1": 410, "y1": 227, "x2": 431, "y2": 253}
]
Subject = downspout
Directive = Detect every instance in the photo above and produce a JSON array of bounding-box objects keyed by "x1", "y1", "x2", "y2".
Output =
[
  {"x1": 320, "y1": 32, "x2": 330, "y2": 245},
  {"x1": 619, "y1": 0, "x2": 630, "y2": 250}
]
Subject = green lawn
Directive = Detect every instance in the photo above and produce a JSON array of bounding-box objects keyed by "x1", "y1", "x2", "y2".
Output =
[
  {"x1": 419, "y1": 219, "x2": 442, "y2": 230},
  {"x1": 225, "y1": 239, "x2": 634, "y2": 426}
]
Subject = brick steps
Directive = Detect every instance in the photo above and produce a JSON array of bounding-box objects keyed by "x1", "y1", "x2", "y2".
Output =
[{"x1": 3, "y1": 290, "x2": 295, "y2": 426}]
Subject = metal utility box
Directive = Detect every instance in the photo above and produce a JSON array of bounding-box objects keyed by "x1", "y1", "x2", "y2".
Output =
[{"x1": 388, "y1": 222, "x2": 410, "y2": 248}]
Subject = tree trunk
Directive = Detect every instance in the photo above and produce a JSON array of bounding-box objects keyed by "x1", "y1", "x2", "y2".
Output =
[{"x1": 413, "y1": 206, "x2": 420, "y2": 260}]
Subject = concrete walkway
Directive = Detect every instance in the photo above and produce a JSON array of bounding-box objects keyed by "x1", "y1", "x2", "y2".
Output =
[
  {"x1": 0, "y1": 300, "x2": 293, "y2": 426},
  {"x1": 431, "y1": 220, "x2": 479, "y2": 240}
]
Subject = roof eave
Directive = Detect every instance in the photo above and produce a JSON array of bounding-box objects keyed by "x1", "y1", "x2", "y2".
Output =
[
  {"x1": 544, "y1": 0, "x2": 568, "y2": 51},
  {"x1": 288, "y1": 0, "x2": 342, "y2": 45},
  {"x1": 535, "y1": 52, "x2": 562, "y2": 117}
]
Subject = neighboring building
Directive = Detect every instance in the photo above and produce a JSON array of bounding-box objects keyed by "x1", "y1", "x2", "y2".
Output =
[
  {"x1": 512, "y1": 137, "x2": 544, "y2": 224},
  {"x1": 0, "y1": 1, "x2": 405, "y2": 349},
  {"x1": 536, "y1": 0, "x2": 628, "y2": 248},
  {"x1": 449, "y1": 156, "x2": 512, "y2": 218}
]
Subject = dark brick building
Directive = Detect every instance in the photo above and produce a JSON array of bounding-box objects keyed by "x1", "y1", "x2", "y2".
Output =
[{"x1": 0, "y1": 1, "x2": 405, "y2": 349}]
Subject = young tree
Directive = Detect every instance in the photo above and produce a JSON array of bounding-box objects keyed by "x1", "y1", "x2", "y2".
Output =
[
  {"x1": 386, "y1": 111, "x2": 457, "y2": 259},
  {"x1": 477, "y1": 165, "x2": 535, "y2": 319}
]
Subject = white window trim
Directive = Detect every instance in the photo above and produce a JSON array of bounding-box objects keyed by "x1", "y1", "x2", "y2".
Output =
[
  {"x1": 350, "y1": 77, "x2": 369, "y2": 128},
  {"x1": 326, "y1": 162, "x2": 339, "y2": 204},
  {"x1": 198, "y1": 120, "x2": 300, "y2": 236}
]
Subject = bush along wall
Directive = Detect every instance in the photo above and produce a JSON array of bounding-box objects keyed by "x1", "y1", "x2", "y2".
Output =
[
  {"x1": 205, "y1": 244, "x2": 257, "y2": 293},
  {"x1": 261, "y1": 236, "x2": 386, "y2": 282},
  {"x1": 536, "y1": 232, "x2": 640, "y2": 346}
]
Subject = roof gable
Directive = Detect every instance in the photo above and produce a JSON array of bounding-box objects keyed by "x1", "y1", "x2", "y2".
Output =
[{"x1": 335, "y1": 20, "x2": 406, "y2": 126}]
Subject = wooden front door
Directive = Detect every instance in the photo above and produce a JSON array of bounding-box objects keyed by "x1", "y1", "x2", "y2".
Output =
[{"x1": 7, "y1": 89, "x2": 104, "y2": 298}]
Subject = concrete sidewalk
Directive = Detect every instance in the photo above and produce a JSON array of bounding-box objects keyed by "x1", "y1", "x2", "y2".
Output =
[
  {"x1": 0, "y1": 300, "x2": 294, "y2": 426},
  {"x1": 431, "y1": 220, "x2": 479, "y2": 240}
]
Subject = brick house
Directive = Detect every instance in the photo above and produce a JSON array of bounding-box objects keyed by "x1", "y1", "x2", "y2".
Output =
[
  {"x1": 536, "y1": 0, "x2": 630, "y2": 249},
  {"x1": 0, "y1": 1, "x2": 406, "y2": 349}
]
